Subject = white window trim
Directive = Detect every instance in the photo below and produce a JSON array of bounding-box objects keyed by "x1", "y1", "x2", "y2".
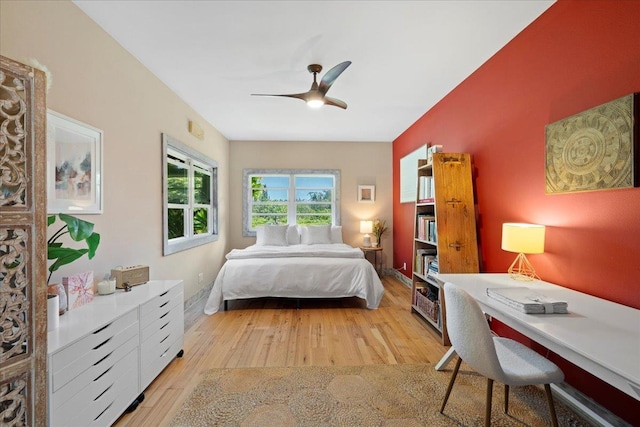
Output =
[
  {"x1": 162, "y1": 134, "x2": 218, "y2": 255},
  {"x1": 242, "y1": 169, "x2": 341, "y2": 237}
]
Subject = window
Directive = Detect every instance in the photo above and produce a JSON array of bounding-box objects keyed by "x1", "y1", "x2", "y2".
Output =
[
  {"x1": 162, "y1": 134, "x2": 218, "y2": 255},
  {"x1": 243, "y1": 169, "x2": 341, "y2": 236}
]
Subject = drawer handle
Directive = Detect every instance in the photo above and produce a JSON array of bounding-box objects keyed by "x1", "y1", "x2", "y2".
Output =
[
  {"x1": 93, "y1": 351, "x2": 114, "y2": 366},
  {"x1": 160, "y1": 290, "x2": 169, "y2": 297},
  {"x1": 160, "y1": 334, "x2": 171, "y2": 344},
  {"x1": 94, "y1": 402, "x2": 114, "y2": 421},
  {"x1": 93, "y1": 322, "x2": 112, "y2": 334},
  {"x1": 160, "y1": 311, "x2": 170, "y2": 319},
  {"x1": 93, "y1": 337, "x2": 113, "y2": 350},
  {"x1": 160, "y1": 348, "x2": 170, "y2": 358},
  {"x1": 159, "y1": 301, "x2": 169, "y2": 308},
  {"x1": 94, "y1": 383, "x2": 114, "y2": 401},
  {"x1": 160, "y1": 321, "x2": 170, "y2": 330},
  {"x1": 94, "y1": 366, "x2": 113, "y2": 382}
]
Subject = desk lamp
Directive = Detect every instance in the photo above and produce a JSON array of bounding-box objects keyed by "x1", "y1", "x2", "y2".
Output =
[
  {"x1": 360, "y1": 220, "x2": 373, "y2": 247},
  {"x1": 501, "y1": 223, "x2": 545, "y2": 281}
]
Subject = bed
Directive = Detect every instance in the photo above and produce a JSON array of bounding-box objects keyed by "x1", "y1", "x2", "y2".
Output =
[{"x1": 204, "y1": 225, "x2": 384, "y2": 315}]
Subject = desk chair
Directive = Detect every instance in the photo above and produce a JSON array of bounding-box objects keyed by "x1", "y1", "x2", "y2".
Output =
[{"x1": 440, "y1": 284, "x2": 564, "y2": 426}]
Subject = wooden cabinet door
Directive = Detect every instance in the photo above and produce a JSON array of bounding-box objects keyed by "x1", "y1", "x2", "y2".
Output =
[{"x1": 0, "y1": 55, "x2": 48, "y2": 426}]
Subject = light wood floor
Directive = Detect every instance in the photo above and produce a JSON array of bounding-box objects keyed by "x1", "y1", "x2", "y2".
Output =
[{"x1": 114, "y1": 275, "x2": 450, "y2": 426}]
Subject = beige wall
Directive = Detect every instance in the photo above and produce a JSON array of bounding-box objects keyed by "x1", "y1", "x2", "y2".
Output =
[
  {"x1": 1, "y1": 0, "x2": 230, "y2": 303},
  {"x1": 230, "y1": 141, "x2": 394, "y2": 269}
]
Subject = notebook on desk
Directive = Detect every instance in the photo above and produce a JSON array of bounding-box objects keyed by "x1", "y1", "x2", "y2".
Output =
[{"x1": 486, "y1": 287, "x2": 568, "y2": 314}]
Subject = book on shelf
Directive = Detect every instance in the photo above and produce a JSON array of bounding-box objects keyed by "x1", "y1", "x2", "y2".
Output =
[
  {"x1": 418, "y1": 175, "x2": 436, "y2": 202},
  {"x1": 486, "y1": 287, "x2": 568, "y2": 314},
  {"x1": 416, "y1": 215, "x2": 436, "y2": 241}
]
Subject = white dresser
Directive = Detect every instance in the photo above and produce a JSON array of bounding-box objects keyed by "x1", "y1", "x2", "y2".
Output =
[{"x1": 47, "y1": 280, "x2": 184, "y2": 427}]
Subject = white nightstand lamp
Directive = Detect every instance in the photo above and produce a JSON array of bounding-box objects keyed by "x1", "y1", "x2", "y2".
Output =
[
  {"x1": 360, "y1": 220, "x2": 373, "y2": 247},
  {"x1": 501, "y1": 223, "x2": 545, "y2": 281}
]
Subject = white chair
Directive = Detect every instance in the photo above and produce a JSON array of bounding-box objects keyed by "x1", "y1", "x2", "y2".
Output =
[{"x1": 440, "y1": 283, "x2": 564, "y2": 427}]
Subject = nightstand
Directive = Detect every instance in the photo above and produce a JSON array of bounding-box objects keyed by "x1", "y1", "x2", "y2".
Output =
[{"x1": 360, "y1": 246, "x2": 383, "y2": 277}]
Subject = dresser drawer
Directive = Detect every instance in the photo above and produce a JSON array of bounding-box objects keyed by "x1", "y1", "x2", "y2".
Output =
[
  {"x1": 50, "y1": 312, "x2": 139, "y2": 393},
  {"x1": 50, "y1": 346, "x2": 139, "y2": 427},
  {"x1": 50, "y1": 333, "x2": 138, "y2": 411},
  {"x1": 141, "y1": 331, "x2": 183, "y2": 390},
  {"x1": 140, "y1": 295, "x2": 182, "y2": 344},
  {"x1": 139, "y1": 285, "x2": 182, "y2": 330}
]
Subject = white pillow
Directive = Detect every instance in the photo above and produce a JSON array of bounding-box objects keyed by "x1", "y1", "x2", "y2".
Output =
[
  {"x1": 331, "y1": 226, "x2": 343, "y2": 244},
  {"x1": 256, "y1": 225, "x2": 288, "y2": 246},
  {"x1": 300, "y1": 225, "x2": 332, "y2": 245},
  {"x1": 287, "y1": 225, "x2": 300, "y2": 245}
]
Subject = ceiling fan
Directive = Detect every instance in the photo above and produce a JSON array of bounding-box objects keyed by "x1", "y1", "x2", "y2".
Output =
[{"x1": 252, "y1": 61, "x2": 352, "y2": 109}]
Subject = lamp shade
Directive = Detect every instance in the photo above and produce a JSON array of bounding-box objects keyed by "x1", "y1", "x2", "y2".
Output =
[
  {"x1": 360, "y1": 220, "x2": 373, "y2": 234},
  {"x1": 501, "y1": 223, "x2": 545, "y2": 254}
]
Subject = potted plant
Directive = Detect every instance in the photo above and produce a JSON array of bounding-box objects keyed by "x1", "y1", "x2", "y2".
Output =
[
  {"x1": 47, "y1": 214, "x2": 100, "y2": 313},
  {"x1": 373, "y1": 219, "x2": 388, "y2": 247}
]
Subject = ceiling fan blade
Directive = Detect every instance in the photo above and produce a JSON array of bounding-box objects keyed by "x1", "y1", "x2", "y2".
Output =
[
  {"x1": 319, "y1": 61, "x2": 351, "y2": 95},
  {"x1": 251, "y1": 92, "x2": 310, "y2": 102},
  {"x1": 323, "y1": 96, "x2": 348, "y2": 110}
]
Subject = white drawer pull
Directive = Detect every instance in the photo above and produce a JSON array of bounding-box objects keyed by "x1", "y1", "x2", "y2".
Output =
[
  {"x1": 93, "y1": 337, "x2": 113, "y2": 350},
  {"x1": 94, "y1": 383, "x2": 114, "y2": 401},
  {"x1": 93, "y1": 351, "x2": 114, "y2": 366},
  {"x1": 94, "y1": 366, "x2": 113, "y2": 382},
  {"x1": 93, "y1": 323, "x2": 112, "y2": 334},
  {"x1": 94, "y1": 402, "x2": 114, "y2": 421}
]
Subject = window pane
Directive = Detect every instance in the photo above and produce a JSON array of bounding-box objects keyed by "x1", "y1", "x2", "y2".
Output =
[
  {"x1": 252, "y1": 215, "x2": 288, "y2": 227},
  {"x1": 168, "y1": 208, "x2": 185, "y2": 239},
  {"x1": 296, "y1": 203, "x2": 332, "y2": 214},
  {"x1": 252, "y1": 204, "x2": 287, "y2": 214},
  {"x1": 295, "y1": 176, "x2": 333, "y2": 188},
  {"x1": 193, "y1": 208, "x2": 208, "y2": 235},
  {"x1": 295, "y1": 189, "x2": 332, "y2": 202},
  {"x1": 167, "y1": 163, "x2": 188, "y2": 204},
  {"x1": 296, "y1": 214, "x2": 331, "y2": 225},
  {"x1": 194, "y1": 169, "x2": 210, "y2": 204},
  {"x1": 252, "y1": 189, "x2": 288, "y2": 202},
  {"x1": 255, "y1": 176, "x2": 290, "y2": 188}
]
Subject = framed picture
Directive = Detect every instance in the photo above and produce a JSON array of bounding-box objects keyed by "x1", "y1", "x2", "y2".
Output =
[
  {"x1": 358, "y1": 185, "x2": 375, "y2": 203},
  {"x1": 47, "y1": 110, "x2": 103, "y2": 213},
  {"x1": 545, "y1": 93, "x2": 637, "y2": 194}
]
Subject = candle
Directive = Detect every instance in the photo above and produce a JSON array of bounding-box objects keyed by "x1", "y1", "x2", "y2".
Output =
[{"x1": 97, "y1": 280, "x2": 115, "y2": 295}]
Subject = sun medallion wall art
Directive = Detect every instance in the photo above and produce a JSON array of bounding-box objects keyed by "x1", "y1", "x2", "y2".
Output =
[{"x1": 545, "y1": 93, "x2": 638, "y2": 194}]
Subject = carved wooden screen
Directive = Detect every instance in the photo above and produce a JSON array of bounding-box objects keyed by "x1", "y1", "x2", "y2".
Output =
[{"x1": 0, "y1": 55, "x2": 47, "y2": 426}]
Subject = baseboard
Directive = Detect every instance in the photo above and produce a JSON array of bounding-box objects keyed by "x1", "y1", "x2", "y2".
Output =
[
  {"x1": 551, "y1": 383, "x2": 631, "y2": 427},
  {"x1": 386, "y1": 268, "x2": 412, "y2": 288}
]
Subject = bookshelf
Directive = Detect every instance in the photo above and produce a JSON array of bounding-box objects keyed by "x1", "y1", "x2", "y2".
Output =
[{"x1": 411, "y1": 152, "x2": 479, "y2": 345}]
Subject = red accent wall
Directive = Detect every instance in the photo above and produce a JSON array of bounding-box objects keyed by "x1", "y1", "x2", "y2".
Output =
[{"x1": 392, "y1": 1, "x2": 640, "y2": 424}]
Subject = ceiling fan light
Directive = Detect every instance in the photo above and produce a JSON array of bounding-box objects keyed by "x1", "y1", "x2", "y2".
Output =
[{"x1": 307, "y1": 99, "x2": 324, "y2": 109}]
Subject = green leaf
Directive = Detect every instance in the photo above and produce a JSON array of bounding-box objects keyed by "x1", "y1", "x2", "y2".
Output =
[
  {"x1": 47, "y1": 215, "x2": 56, "y2": 226},
  {"x1": 47, "y1": 248, "x2": 88, "y2": 273},
  {"x1": 86, "y1": 233, "x2": 100, "y2": 259},
  {"x1": 59, "y1": 213, "x2": 94, "y2": 241}
]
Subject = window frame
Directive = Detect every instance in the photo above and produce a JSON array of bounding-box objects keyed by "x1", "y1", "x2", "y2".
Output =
[
  {"x1": 243, "y1": 169, "x2": 341, "y2": 237},
  {"x1": 162, "y1": 133, "x2": 218, "y2": 255}
]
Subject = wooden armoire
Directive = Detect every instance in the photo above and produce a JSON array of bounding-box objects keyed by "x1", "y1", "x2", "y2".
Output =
[{"x1": 0, "y1": 55, "x2": 48, "y2": 426}]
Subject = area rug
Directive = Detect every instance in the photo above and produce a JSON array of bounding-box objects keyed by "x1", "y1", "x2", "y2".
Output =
[{"x1": 170, "y1": 364, "x2": 591, "y2": 426}]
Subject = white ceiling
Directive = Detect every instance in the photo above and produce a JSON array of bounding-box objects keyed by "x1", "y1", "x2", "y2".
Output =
[{"x1": 73, "y1": 1, "x2": 554, "y2": 142}]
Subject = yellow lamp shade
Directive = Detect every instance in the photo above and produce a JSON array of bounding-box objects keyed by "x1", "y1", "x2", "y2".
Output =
[{"x1": 501, "y1": 223, "x2": 545, "y2": 254}]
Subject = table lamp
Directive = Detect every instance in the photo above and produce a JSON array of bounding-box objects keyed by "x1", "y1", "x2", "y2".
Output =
[
  {"x1": 501, "y1": 223, "x2": 545, "y2": 281},
  {"x1": 360, "y1": 220, "x2": 373, "y2": 247}
]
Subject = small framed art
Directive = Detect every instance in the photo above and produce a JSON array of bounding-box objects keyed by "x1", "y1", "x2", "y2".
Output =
[
  {"x1": 47, "y1": 110, "x2": 103, "y2": 213},
  {"x1": 358, "y1": 185, "x2": 375, "y2": 203}
]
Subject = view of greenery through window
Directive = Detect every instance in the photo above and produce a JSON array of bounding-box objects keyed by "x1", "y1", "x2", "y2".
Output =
[
  {"x1": 167, "y1": 156, "x2": 213, "y2": 239},
  {"x1": 250, "y1": 174, "x2": 334, "y2": 228}
]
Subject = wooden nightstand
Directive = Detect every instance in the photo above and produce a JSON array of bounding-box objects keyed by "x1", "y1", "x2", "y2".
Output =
[{"x1": 360, "y1": 246, "x2": 383, "y2": 277}]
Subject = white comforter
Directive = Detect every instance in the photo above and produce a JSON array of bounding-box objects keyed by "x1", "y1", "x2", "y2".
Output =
[{"x1": 204, "y1": 244, "x2": 384, "y2": 314}]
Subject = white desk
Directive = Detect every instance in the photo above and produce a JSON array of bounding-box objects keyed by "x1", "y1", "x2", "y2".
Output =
[{"x1": 437, "y1": 273, "x2": 640, "y2": 402}]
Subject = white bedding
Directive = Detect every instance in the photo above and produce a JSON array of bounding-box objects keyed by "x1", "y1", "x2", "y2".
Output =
[{"x1": 204, "y1": 244, "x2": 384, "y2": 314}]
